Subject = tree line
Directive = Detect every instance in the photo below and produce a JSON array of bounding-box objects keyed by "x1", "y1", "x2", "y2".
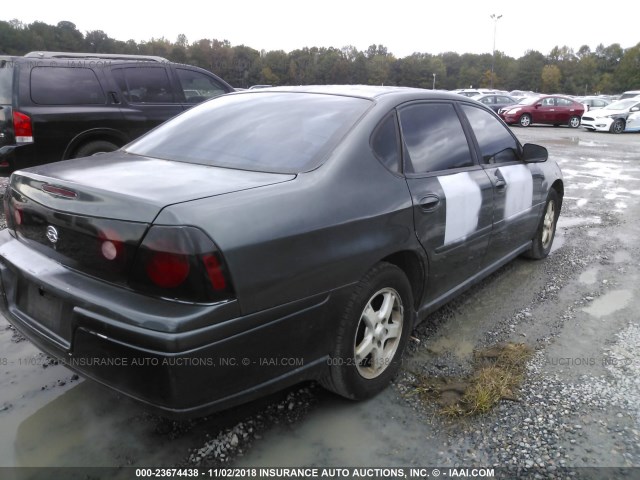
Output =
[{"x1": 1, "y1": 19, "x2": 638, "y2": 94}]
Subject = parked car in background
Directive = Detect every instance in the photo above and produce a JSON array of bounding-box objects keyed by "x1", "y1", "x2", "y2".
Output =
[
  {"x1": 577, "y1": 96, "x2": 611, "y2": 112},
  {"x1": 499, "y1": 95, "x2": 585, "y2": 128},
  {"x1": 0, "y1": 51, "x2": 234, "y2": 173},
  {"x1": 471, "y1": 93, "x2": 518, "y2": 113},
  {"x1": 454, "y1": 89, "x2": 482, "y2": 97},
  {"x1": 0, "y1": 85, "x2": 563, "y2": 417},
  {"x1": 509, "y1": 90, "x2": 539, "y2": 98},
  {"x1": 619, "y1": 90, "x2": 640, "y2": 100},
  {"x1": 581, "y1": 98, "x2": 640, "y2": 133}
]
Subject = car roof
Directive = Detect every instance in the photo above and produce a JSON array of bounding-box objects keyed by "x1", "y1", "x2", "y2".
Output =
[
  {"x1": 231, "y1": 84, "x2": 465, "y2": 102},
  {"x1": 24, "y1": 51, "x2": 168, "y2": 63}
]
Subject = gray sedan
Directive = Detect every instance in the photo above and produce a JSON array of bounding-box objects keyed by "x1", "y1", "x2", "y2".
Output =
[{"x1": 0, "y1": 86, "x2": 563, "y2": 416}]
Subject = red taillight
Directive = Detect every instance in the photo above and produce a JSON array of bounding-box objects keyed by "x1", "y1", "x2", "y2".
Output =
[
  {"x1": 129, "y1": 226, "x2": 234, "y2": 303},
  {"x1": 12, "y1": 111, "x2": 33, "y2": 143},
  {"x1": 202, "y1": 254, "x2": 227, "y2": 290},
  {"x1": 146, "y1": 252, "x2": 190, "y2": 288}
]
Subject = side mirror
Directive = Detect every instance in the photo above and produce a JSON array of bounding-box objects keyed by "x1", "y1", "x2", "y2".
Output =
[{"x1": 522, "y1": 143, "x2": 548, "y2": 163}]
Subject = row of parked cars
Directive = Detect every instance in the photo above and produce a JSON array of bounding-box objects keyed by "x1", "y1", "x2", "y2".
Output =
[
  {"x1": 2, "y1": 50, "x2": 637, "y2": 176},
  {"x1": 453, "y1": 88, "x2": 640, "y2": 134}
]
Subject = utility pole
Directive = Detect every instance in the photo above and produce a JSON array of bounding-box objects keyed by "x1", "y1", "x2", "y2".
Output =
[
  {"x1": 432, "y1": 73, "x2": 436, "y2": 90},
  {"x1": 490, "y1": 13, "x2": 502, "y2": 89}
]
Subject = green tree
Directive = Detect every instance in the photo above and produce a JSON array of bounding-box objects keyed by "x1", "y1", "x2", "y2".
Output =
[
  {"x1": 516, "y1": 50, "x2": 546, "y2": 91},
  {"x1": 262, "y1": 50, "x2": 288, "y2": 85},
  {"x1": 55, "y1": 21, "x2": 83, "y2": 51},
  {"x1": 614, "y1": 43, "x2": 640, "y2": 91},
  {"x1": 541, "y1": 64, "x2": 562, "y2": 92},
  {"x1": 84, "y1": 30, "x2": 115, "y2": 52}
]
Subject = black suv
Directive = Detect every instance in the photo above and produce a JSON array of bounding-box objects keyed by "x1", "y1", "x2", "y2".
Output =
[{"x1": 0, "y1": 51, "x2": 234, "y2": 173}]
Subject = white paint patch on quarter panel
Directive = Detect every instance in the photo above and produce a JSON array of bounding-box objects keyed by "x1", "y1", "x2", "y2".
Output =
[
  {"x1": 438, "y1": 172, "x2": 482, "y2": 245},
  {"x1": 499, "y1": 165, "x2": 533, "y2": 220}
]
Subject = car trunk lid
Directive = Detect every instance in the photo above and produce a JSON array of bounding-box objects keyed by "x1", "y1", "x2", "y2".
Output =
[
  {"x1": 12, "y1": 151, "x2": 295, "y2": 222},
  {"x1": 6, "y1": 153, "x2": 295, "y2": 284}
]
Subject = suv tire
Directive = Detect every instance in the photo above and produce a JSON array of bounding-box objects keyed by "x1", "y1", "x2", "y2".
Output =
[{"x1": 74, "y1": 140, "x2": 119, "y2": 158}]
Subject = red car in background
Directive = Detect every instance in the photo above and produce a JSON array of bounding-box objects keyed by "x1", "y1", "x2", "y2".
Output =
[{"x1": 499, "y1": 95, "x2": 585, "y2": 128}]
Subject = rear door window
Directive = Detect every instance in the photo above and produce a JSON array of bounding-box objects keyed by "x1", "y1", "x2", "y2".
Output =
[
  {"x1": 114, "y1": 67, "x2": 176, "y2": 103},
  {"x1": 30, "y1": 67, "x2": 105, "y2": 105},
  {"x1": 398, "y1": 102, "x2": 473, "y2": 174}
]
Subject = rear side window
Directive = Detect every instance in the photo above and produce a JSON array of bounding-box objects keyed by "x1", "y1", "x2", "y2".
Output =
[
  {"x1": 114, "y1": 67, "x2": 176, "y2": 103},
  {"x1": 399, "y1": 103, "x2": 473, "y2": 174},
  {"x1": 176, "y1": 68, "x2": 228, "y2": 103},
  {"x1": 0, "y1": 61, "x2": 12, "y2": 104},
  {"x1": 371, "y1": 113, "x2": 400, "y2": 173},
  {"x1": 461, "y1": 105, "x2": 519, "y2": 164},
  {"x1": 31, "y1": 67, "x2": 105, "y2": 105}
]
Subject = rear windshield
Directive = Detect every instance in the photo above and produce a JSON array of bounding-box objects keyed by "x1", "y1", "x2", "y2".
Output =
[
  {"x1": 0, "y1": 61, "x2": 12, "y2": 104},
  {"x1": 125, "y1": 92, "x2": 372, "y2": 174}
]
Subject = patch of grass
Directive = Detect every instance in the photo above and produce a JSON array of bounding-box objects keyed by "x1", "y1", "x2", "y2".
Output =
[{"x1": 411, "y1": 342, "x2": 533, "y2": 417}]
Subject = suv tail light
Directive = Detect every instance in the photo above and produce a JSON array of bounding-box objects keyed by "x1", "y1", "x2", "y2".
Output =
[
  {"x1": 13, "y1": 111, "x2": 34, "y2": 144},
  {"x1": 129, "y1": 226, "x2": 234, "y2": 303}
]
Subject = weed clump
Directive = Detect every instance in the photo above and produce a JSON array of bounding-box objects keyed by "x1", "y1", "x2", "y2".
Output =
[{"x1": 412, "y1": 342, "x2": 533, "y2": 417}]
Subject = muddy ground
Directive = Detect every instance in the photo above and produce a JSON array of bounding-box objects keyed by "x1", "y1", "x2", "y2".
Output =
[{"x1": 1, "y1": 126, "x2": 639, "y2": 478}]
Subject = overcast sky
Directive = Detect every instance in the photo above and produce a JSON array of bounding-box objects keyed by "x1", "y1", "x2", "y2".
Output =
[{"x1": 3, "y1": 0, "x2": 638, "y2": 59}]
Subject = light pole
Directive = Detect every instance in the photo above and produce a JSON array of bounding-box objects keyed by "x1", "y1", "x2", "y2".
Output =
[
  {"x1": 490, "y1": 13, "x2": 502, "y2": 89},
  {"x1": 432, "y1": 73, "x2": 436, "y2": 90}
]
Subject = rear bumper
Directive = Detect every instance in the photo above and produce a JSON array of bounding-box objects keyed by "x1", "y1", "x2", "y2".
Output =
[
  {"x1": 0, "y1": 230, "x2": 340, "y2": 417},
  {"x1": 0, "y1": 143, "x2": 36, "y2": 172}
]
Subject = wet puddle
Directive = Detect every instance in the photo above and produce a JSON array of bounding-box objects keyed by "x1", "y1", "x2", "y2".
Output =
[
  {"x1": 558, "y1": 216, "x2": 602, "y2": 229},
  {"x1": 583, "y1": 290, "x2": 633, "y2": 318},
  {"x1": 550, "y1": 228, "x2": 565, "y2": 253},
  {"x1": 0, "y1": 315, "x2": 193, "y2": 471},
  {"x1": 613, "y1": 250, "x2": 632, "y2": 264},
  {"x1": 235, "y1": 390, "x2": 434, "y2": 467},
  {"x1": 578, "y1": 268, "x2": 600, "y2": 285}
]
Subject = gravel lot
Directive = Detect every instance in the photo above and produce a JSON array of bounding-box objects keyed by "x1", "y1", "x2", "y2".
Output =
[{"x1": 1, "y1": 126, "x2": 639, "y2": 478}]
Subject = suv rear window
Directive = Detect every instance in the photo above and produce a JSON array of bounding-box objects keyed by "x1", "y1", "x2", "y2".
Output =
[
  {"x1": 126, "y1": 92, "x2": 372, "y2": 174},
  {"x1": 0, "y1": 61, "x2": 13, "y2": 104},
  {"x1": 31, "y1": 67, "x2": 105, "y2": 105}
]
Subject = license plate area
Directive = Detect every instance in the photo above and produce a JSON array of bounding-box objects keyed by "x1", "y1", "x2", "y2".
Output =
[{"x1": 16, "y1": 279, "x2": 73, "y2": 344}]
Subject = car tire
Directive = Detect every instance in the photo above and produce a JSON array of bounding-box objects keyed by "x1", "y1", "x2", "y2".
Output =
[
  {"x1": 74, "y1": 140, "x2": 119, "y2": 158},
  {"x1": 321, "y1": 262, "x2": 413, "y2": 400},
  {"x1": 519, "y1": 114, "x2": 532, "y2": 127},
  {"x1": 610, "y1": 119, "x2": 625, "y2": 134},
  {"x1": 568, "y1": 116, "x2": 581, "y2": 128},
  {"x1": 525, "y1": 189, "x2": 560, "y2": 260}
]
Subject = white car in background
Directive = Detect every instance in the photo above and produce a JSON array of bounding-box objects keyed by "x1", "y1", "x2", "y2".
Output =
[{"x1": 581, "y1": 98, "x2": 640, "y2": 134}]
